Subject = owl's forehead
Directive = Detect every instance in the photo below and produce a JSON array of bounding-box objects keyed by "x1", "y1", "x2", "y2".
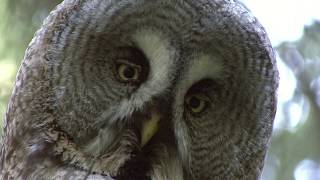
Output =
[
  {"x1": 86, "y1": 0, "x2": 247, "y2": 44},
  {"x1": 61, "y1": 0, "x2": 269, "y2": 91},
  {"x1": 132, "y1": 29, "x2": 224, "y2": 92},
  {"x1": 75, "y1": 0, "x2": 260, "y2": 53}
]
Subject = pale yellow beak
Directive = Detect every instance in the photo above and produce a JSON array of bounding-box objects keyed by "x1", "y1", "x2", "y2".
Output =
[{"x1": 140, "y1": 109, "x2": 161, "y2": 147}]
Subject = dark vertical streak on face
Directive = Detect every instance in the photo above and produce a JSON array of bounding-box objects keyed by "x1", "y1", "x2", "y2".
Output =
[{"x1": 115, "y1": 149, "x2": 152, "y2": 180}]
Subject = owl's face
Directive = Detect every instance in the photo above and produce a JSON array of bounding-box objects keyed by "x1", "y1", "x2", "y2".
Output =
[{"x1": 43, "y1": 0, "x2": 278, "y2": 179}]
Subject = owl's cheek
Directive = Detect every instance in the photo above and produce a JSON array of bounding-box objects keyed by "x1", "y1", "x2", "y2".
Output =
[
  {"x1": 53, "y1": 86, "x2": 126, "y2": 141},
  {"x1": 81, "y1": 125, "x2": 121, "y2": 156},
  {"x1": 80, "y1": 105, "x2": 159, "y2": 157}
]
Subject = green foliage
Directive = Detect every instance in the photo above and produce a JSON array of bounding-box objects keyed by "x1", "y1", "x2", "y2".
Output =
[
  {"x1": 0, "y1": 0, "x2": 62, "y2": 136},
  {"x1": 264, "y1": 22, "x2": 320, "y2": 180}
]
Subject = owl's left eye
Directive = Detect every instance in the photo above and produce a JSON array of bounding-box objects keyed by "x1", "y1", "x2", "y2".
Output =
[
  {"x1": 185, "y1": 94, "x2": 209, "y2": 114},
  {"x1": 116, "y1": 60, "x2": 141, "y2": 82}
]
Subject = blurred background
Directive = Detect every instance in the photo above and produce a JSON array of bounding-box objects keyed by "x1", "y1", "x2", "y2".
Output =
[{"x1": 0, "y1": 0, "x2": 319, "y2": 179}]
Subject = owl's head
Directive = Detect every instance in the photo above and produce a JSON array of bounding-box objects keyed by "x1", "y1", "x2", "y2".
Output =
[{"x1": 18, "y1": 0, "x2": 278, "y2": 179}]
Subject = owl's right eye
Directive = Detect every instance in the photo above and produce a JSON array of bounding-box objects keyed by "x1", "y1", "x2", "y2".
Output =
[
  {"x1": 116, "y1": 60, "x2": 141, "y2": 82},
  {"x1": 113, "y1": 47, "x2": 149, "y2": 85}
]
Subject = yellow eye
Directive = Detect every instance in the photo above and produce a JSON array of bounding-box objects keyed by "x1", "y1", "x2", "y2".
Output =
[
  {"x1": 117, "y1": 61, "x2": 141, "y2": 82},
  {"x1": 186, "y1": 94, "x2": 208, "y2": 114}
]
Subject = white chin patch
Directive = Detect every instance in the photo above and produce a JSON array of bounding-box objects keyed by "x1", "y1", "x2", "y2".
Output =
[{"x1": 83, "y1": 126, "x2": 118, "y2": 156}]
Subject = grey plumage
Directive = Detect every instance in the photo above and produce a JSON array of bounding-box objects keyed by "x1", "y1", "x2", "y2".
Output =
[{"x1": 0, "y1": 0, "x2": 278, "y2": 179}]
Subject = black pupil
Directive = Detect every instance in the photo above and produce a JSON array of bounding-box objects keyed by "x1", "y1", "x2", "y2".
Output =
[
  {"x1": 124, "y1": 66, "x2": 136, "y2": 79},
  {"x1": 189, "y1": 96, "x2": 200, "y2": 109}
]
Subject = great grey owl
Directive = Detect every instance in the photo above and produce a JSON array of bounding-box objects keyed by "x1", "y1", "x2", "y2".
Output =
[{"x1": 0, "y1": 0, "x2": 278, "y2": 179}]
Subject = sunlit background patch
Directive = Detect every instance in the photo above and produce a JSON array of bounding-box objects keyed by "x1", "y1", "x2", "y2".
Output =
[{"x1": 241, "y1": 0, "x2": 320, "y2": 179}]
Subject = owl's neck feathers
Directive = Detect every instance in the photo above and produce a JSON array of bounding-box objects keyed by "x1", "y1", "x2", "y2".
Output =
[{"x1": 49, "y1": 126, "x2": 184, "y2": 179}]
